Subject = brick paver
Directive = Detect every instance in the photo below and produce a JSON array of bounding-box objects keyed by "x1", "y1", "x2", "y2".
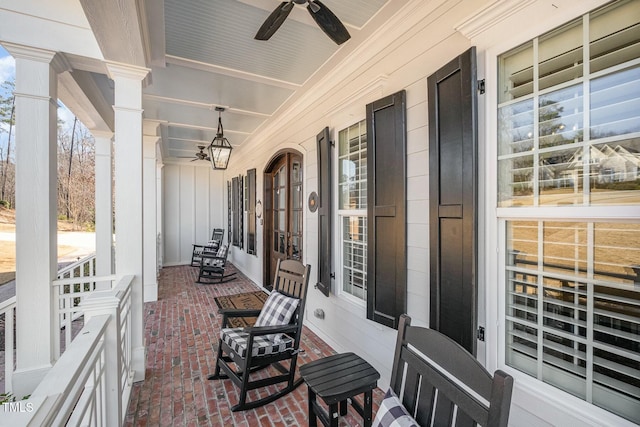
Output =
[{"x1": 125, "y1": 264, "x2": 384, "y2": 427}]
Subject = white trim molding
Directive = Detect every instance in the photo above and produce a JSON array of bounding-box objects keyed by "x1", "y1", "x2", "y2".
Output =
[{"x1": 455, "y1": 0, "x2": 536, "y2": 40}]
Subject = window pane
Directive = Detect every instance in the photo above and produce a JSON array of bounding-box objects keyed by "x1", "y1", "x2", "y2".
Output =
[
  {"x1": 539, "y1": 84, "x2": 584, "y2": 149},
  {"x1": 590, "y1": 66, "x2": 640, "y2": 139},
  {"x1": 539, "y1": 147, "x2": 584, "y2": 206},
  {"x1": 538, "y1": 21, "x2": 583, "y2": 91},
  {"x1": 498, "y1": 155, "x2": 534, "y2": 207},
  {"x1": 589, "y1": 137, "x2": 640, "y2": 205},
  {"x1": 506, "y1": 221, "x2": 539, "y2": 378},
  {"x1": 498, "y1": 98, "x2": 534, "y2": 156},
  {"x1": 342, "y1": 216, "x2": 367, "y2": 300},
  {"x1": 498, "y1": 41, "x2": 533, "y2": 103},
  {"x1": 589, "y1": 0, "x2": 640, "y2": 73},
  {"x1": 338, "y1": 120, "x2": 367, "y2": 209}
]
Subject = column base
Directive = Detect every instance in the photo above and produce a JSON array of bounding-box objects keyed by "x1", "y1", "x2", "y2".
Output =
[
  {"x1": 132, "y1": 345, "x2": 146, "y2": 382},
  {"x1": 143, "y1": 282, "x2": 158, "y2": 302}
]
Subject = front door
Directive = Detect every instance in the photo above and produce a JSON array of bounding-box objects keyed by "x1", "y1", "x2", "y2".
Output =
[{"x1": 265, "y1": 151, "x2": 303, "y2": 288}]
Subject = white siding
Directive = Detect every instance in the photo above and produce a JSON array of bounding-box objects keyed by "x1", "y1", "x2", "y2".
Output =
[{"x1": 162, "y1": 163, "x2": 225, "y2": 266}]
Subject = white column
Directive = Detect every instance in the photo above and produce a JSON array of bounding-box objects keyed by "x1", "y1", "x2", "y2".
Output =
[
  {"x1": 156, "y1": 161, "x2": 164, "y2": 274},
  {"x1": 5, "y1": 44, "x2": 68, "y2": 396},
  {"x1": 143, "y1": 122, "x2": 160, "y2": 302},
  {"x1": 107, "y1": 62, "x2": 149, "y2": 382},
  {"x1": 93, "y1": 131, "x2": 114, "y2": 290}
]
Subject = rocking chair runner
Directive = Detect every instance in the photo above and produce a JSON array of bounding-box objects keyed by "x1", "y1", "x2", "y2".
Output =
[
  {"x1": 197, "y1": 243, "x2": 236, "y2": 284},
  {"x1": 208, "y1": 259, "x2": 311, "y2": 411},
  {"x1": 191, "y1": 228, "x2": 224, "y2": 266}
]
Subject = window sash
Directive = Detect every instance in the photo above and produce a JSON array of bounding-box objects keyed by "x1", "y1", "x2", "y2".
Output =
[{"x1": 337, "y1": 120, "x2": 368, "y2": 301}]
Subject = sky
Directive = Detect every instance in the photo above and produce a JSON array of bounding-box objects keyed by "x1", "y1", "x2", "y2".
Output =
[{"x1": 0, "y1": 46, "x2": 14, "y2": 85}]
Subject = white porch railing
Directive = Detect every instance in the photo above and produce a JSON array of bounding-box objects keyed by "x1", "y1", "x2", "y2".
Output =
[
  {"x1": 0, "y1": 296, "x2": 16, "y2": 395},
  {"x1": 1, "y1": 254, "x2": 102, "y2": 394},
  {"x1": 1, "y1": 275, "x2": 134, "y2": 426},
  {"x1": 52, "y1": 254, "x2": 101, "y2": 358}
]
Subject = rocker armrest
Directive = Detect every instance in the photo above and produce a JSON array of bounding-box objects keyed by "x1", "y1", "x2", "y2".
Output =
[
  {"x1": 201, "y1": 253, "x2": 223, "y2": 260},
  {"x1": 244, "y1": 323, "x2": 298, "y2": 336},
  {"x1": 219, "y1": 308, "x2": 262, "y2": 318},
  {"x1": 220, "y1": 308, "x2": 261, "y2": 328},
  {"x1": 192, "y1": 243, "x2": 205, "y2": 249}
]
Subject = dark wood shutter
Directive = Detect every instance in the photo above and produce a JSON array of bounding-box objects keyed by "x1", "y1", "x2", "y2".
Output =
[
  {"x1": 227, "y1": 180, "x2": 232, "y2": 244},
  {"x1": 316, "y1": 127, "x2": 332, "y2": 297},
  {"x1": 366, "y1": 90, "x2": 407, "y2": 329},
  {"x1": 232, "y1": 176, "x2": 239, "y2": 246},
  {"x1": 428, "y1": 47, "x2": 478, "y2": 355},
  {"x1": 247, "y1": 168, "x2": 257, "y2": 255},
  {"x1": 239, "y1": 175, "x2": 244, "y2": 249}
]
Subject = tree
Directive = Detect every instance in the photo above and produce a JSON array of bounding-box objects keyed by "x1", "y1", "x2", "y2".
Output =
[
  {"x1": 0, "y1": 80, "x2": 15, "y2": 205},
  {"x1": 0, "y1": 79, "x2": 96, "y2": 229},
  {"x1": 56, "y1": 114, "x2": 95, "y2": 229}
]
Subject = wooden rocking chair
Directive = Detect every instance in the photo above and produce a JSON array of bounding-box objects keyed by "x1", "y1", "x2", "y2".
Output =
[
  {"x1": 191, "y1": 228, "x2": 224, "y2": 266},
  {"x1": 374, "y1": 314, "x2": 514, "y2": 427},
  {"x1": 208, "y1": 259, "x2": 311, "y2": 411},
  {"x1": 196, "y1": 243, "x2": 236, "y2": 284}
]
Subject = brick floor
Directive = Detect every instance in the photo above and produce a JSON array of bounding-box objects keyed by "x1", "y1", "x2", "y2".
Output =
[{"x1": 125, "y1": 264, "x2": 385, "y2": 427}]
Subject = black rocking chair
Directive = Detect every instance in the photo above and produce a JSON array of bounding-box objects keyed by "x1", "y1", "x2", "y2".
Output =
[
  {"x1": 380, "y1": 314, "x2": 514, "y2": 427},
  {"x1": 208, "y1": 259, "x2": 311, "y2": 411},
  {"x1": 191, "y1": 228, "x2": 224, "y2": 266},
  {"x1": 196, "y1": 243, "x2": 236, "y2": 284}
]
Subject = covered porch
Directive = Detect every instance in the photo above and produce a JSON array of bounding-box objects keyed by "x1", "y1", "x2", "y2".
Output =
[{"x1": 1, "y1": 0, "x2": 638, "y2": 426}]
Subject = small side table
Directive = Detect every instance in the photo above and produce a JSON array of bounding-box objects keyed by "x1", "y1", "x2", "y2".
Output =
[{"x1": 300, "y1": 352, "x2": 380, "y2": 427}]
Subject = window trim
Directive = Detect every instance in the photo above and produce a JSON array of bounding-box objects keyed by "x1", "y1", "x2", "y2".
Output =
[{"x1": 484, "y1": 3, "x2": 640, "y2": 425}]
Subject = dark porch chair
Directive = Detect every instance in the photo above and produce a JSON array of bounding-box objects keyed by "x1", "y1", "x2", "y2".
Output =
[
  {"x1": 374, "y1": 314, "x2": 514, "y2": 427},
  {"x1": 191, "y1": 228, "x2": 224, "y2": 266},
  {"x1": 208, "y1": 259, "x2": 311, "y2": 411},
  {"x1": 196, "y1": 243, "x2": 236, "y2": 284}
]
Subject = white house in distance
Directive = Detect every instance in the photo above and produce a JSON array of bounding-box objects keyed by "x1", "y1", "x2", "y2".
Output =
[{"x1": 0, "y1": 0, "x2": 638, "y2": 426}]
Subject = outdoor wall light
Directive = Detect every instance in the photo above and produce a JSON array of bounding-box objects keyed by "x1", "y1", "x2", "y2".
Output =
[{"x1": 208, "y1": 107, "x2": 233, "y2": 170}]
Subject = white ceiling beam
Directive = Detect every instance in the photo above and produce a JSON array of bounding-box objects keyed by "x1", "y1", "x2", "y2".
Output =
[
  {"x1": 165, "y1": 55, "x2": 300, "y2": 91},
  {"x1": 143, "y1": 94, "x2": 271, "y2": 119},
  {"x1": 58, "y1": 67, "x2": 113, "y2": 132},
  {"x1": 79, "y1": 0, "x2": 147, "y2": 66}
]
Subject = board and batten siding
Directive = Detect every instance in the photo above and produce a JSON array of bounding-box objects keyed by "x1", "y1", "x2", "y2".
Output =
[{"x1": 162, "y1": 163, "x2": 225, "y2": 266}]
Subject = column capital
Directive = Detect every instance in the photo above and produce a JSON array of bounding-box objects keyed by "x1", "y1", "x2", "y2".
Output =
[
  {"x1": 91, "y1": 130, "x2": 115, "y2": 141},
  {"x1": 105, "y1": 61, "x2": 150, "y2": 81},
  {"x1": 3, "y1": 43, "x2": 71, "y2": 73},
  {"x1": 143, "y1": 119, "x2": 162, "y2": 136}
]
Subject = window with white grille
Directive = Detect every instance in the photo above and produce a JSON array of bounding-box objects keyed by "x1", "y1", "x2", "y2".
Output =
[
  {"x1": 338, "y1": 120, "x2": 367, "y2": 300},
  {"x1": 498, "y1": 1, "x2": 640, "y2": 423}
]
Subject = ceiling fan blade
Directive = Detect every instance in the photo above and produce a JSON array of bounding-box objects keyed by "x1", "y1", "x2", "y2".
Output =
[
  {"x1": 307, "y1": 0, "x2": 350, "y2": 45},
  {"x1": 255, "y1": 1, "x2": 294, "y2": 41}
]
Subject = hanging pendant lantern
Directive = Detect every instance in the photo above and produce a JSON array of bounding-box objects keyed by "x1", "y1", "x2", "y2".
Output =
[{"x1": 208, "y1": 107, "x2": 232, "y2": 170}]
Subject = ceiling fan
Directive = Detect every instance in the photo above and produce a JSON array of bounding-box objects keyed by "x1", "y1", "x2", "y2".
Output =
[
  {"x1": 178, "y1": 146, "x2": 210, "y2": 162},
  {"x1": 255, "y1": 0, "x2": 351, "y2": 45}
]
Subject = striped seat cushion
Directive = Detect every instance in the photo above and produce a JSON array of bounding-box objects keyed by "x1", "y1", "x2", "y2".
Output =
[{"x1": 221, "y1": 327, "x2": 294, "y2": 358}]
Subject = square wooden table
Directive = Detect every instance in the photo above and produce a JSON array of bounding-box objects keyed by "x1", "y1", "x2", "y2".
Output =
[{"x1": 299, "y1": 352, "x2": 380, "y2": 427}]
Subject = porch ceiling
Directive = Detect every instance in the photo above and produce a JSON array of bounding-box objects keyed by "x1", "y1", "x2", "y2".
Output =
[{"x1": 134, "y1": 0, "x2": 398, "y2": 163}]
